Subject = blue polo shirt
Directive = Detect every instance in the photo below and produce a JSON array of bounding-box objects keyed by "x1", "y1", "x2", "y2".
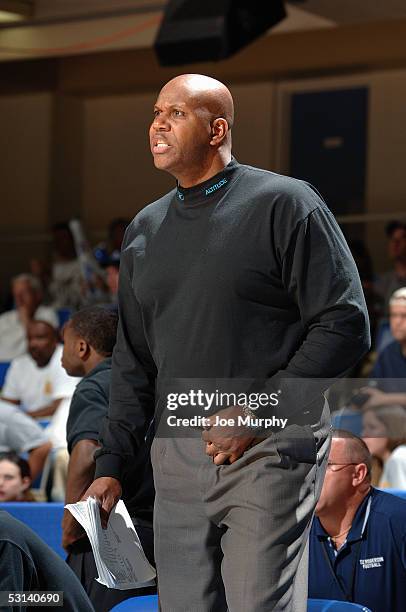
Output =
[
  {"x1": 308, "y1": 488, "x2": 406, "y2": 612},
  {"x1": 371, "y1": 341, "x2": 406, "y2": 392}
]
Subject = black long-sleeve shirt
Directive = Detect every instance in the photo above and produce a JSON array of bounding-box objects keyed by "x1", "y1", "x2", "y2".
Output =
[{"x1": 95, "y1": 158, "x2": 370, "y2": 480}]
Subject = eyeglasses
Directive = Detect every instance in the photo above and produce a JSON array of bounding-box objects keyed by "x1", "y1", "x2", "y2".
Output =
[{"x1": 326, "y1": 462, "x2": 360, "y2": 472}]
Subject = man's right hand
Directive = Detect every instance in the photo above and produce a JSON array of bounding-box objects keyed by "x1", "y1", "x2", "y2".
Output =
[{"x1": 81, "y1": 477, "x2": 122, "y2": 529}]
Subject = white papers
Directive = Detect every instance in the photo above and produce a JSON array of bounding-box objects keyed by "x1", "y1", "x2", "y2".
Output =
[{"x1": 65, "y1": 497, "x2": 156, "y2": 590}]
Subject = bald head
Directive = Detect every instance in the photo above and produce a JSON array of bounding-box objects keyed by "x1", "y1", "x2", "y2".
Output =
[
  {"x1": 160, "y1": 74, "x2": 234, "y2": 130},
  {"x1": 315, "y1": 432, "x2": 371, "y2": 518},
  {"x1": 332, "y1": 430, "x2": 372, "y2": 476},
  {"x1": 150, "y1": 73, "x2": 234, "y2": 187}
]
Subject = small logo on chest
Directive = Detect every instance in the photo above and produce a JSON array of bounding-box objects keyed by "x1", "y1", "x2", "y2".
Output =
[
  {"x1": 205, "y1": 178, "x2": 227, "y2": 195},
  {"x1": 359, "y1": 556, "x2": 384, "y2": 569}
]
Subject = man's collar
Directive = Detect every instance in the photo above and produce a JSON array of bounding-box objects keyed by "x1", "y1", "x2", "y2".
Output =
[
  {"x1": 83, "y1": 356, "x2": 112, "y2": 380},
  {"x1": 315, "y1": 489, "x2": 373, "y2": 542},
  {"x1": 175, "y1": 157, "x2": 241, "y2": 206}
]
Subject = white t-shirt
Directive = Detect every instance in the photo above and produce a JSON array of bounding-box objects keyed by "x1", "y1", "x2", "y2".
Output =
[
  {"x1": 380, "y1": 445, "x2": 406, "y2": 489},
  {"x1": 2, "y1": 344, "x2": 78, "y2": 412},
  {"x1": 45, "y1": 397, "x2": 72, "y2": 449},
  {"x1": 0, "y1": 306, "x2": 59, "y2": 361}
]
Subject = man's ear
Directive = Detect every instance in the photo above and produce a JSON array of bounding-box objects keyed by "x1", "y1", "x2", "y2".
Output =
[
  {"x1": 210, "y1": 118, "x2": 228, "y2": 145},
  {"x1": 353, "y1": 463, "x2": 369, "y2": 486},
  {"x1": 78, "y1": 339, "x2": 90, "y2": 360}
]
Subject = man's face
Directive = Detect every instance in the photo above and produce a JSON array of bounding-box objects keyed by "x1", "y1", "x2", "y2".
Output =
[
  {"x1": 388, "y1": 228, "x2": 406, "y2": 261},
  {"x1": 315, "y1": 439, "x2": 362, "y2": 516},
  {"x1": 149, "y1": 81, "x2": 212, "y2": 184},
  {"x1": 12, "y1": 280, "x2": 40, "y2": 315},
  {"x1": 27, "y1": 321, "x2": 57, "y2": 368},
  {"x1": 61, "y1": 322, "x2": 83, "y2": 377},
  {"x1": 389, "y1": 302, "x2": 406, "y2": 342}
]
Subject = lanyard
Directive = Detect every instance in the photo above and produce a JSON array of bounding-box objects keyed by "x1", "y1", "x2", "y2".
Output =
[
  {"x1": 320, "y1": 495, "x2": 372, "y2": 603},
  {"x1": 321, "y1": 537, "x2": 362, "y2": 602}
]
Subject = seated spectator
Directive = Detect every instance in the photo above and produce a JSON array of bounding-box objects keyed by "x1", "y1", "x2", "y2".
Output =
[
  {"x1": 48, "y1": 222, "x2": 83, "y2": 311},
  {"x1": 32, "y1": 221, "x2": 110, "y2": 311},
  {"x1": 2, "y1": 320, "x2": 78, "y2": 500},
  {"x1": 94, "y1": 217, "x2": 129, "y2": 267},
  {"x1": 349, "y1": 239, "x2": 383, "y2": 340},
  {"x1": 308, "y1": 429, "x2": 406, "y2": 611},
  {"x1": 360, "y1": 287, "x2": 406, "y2": 405},
  {"x1": 372, "y1": 287, "x2": 406, "y2": 378},
  {"x1": 2, "y1": 320, "x2": 78, "y2": 419},
  {"x1": 0, "y1": 399, "x2": 51, "y2": 480},
  {"x1": 374, "y1": 220, "x2": 406, "y2": 314},
  {"x1": 362, "y1": 404, "x2": 406, "y2": 488},
  {"x1": 61, "y1": 306, "x2": 155, "y2": 612},
  {"x1": 0, "y1": 274, "x2": 58, "y2": 361},
  {"x1": 100, "y1": 252, "x2": 120, "y2": 307},
  {"x1": 0, "y1": 510, "x2": 95, "y2": 611},
  {"x1": 0, "y1": 452, "x2": 35, "y2": 502}
]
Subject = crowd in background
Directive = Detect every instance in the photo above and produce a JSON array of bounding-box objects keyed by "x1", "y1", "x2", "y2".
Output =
[
  {"x1": 0, "y1": 216, "x2": 405, "y2": 504},
  {"x1": 0, "y1": 217, "x2": 127, "y2": 504}
]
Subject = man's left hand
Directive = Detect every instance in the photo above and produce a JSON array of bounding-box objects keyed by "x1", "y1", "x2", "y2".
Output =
[{"x1": 202, "y1": 406, "x2": 256, "y2": 465}]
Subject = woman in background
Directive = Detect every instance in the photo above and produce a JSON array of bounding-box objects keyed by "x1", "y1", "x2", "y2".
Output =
[
  {"x1": 362, "y1": 404, "x2": 406, "y2": 488},
  {"x1": 0, "y1": 452, "x2": 35, "y2": 502}
]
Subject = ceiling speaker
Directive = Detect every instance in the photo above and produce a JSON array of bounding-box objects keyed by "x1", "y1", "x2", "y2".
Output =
[{"x1": 155, "y1": 0, "x2": 286, "y2": 66}]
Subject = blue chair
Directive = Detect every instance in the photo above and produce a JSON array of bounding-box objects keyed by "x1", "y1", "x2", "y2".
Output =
[
  {"x1": 110, "y1": 595, "x2": 158, "y2": 611},
  {"x1": 112, "y1": 596, "x2": 371, "y2": 612},
  {"x1": 331, "y1": 411, "x2": 362, "y2": 436},
  {"x1": 0, "y1": 361, "x2": 10, "y2": 388},
  {"x1": 57, "y1": 308, "x2": 72, "y2": 330},
  {"x1": 382, "y1": 488, "x2": 406, "y2": 500},
  {"x1": 308, "y1": 600, "x2": 371, "y2": 611},
  {"x1": 0, "y1": 502, "x2": 65, "y2": 559}
]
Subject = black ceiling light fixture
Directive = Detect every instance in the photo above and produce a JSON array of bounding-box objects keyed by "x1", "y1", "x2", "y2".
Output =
[
  {"x1": 155, "y1": 0, "x2": 286, "y2": 66},
  {"x1": 0, "y1": 0, "x2": 33, "y2": 23}
]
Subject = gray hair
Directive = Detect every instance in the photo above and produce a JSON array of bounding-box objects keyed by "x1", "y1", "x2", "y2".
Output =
[
  {"x1": 12, "y1": 273, "x2": 42, "y2": 293},
  {"x1": 390, "y1": 287, "x2": 406, "y2": 305}
]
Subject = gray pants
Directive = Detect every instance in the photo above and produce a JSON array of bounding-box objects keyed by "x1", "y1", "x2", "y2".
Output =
[{"x1": 151, "y1": 422, "x2": 330, "y2": 612}]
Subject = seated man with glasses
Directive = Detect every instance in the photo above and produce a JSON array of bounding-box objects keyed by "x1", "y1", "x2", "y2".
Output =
[{"x1": 308, "y1": 429, "x2": 406, "y2": 612}]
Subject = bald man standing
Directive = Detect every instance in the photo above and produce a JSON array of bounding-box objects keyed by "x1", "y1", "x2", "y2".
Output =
[{"x1": 84, "y1": 75, "x2": 370, "y2": 611}]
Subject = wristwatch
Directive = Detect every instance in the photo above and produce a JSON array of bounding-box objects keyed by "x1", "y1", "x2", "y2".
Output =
[{"x1": 241, "y1": 405, "x2": 262, "y2": 434}]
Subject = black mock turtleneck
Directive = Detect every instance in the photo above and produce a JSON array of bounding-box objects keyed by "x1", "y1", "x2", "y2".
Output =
[{"x1": 95, "y1": 158, "x2": 370, "y2": 480}]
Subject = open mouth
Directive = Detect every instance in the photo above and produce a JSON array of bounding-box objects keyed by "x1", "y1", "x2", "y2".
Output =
[{"x1": 152, "y1": 141, "x2": 171, "y2": 154}]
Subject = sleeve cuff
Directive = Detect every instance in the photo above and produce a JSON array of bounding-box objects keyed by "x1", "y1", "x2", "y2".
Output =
[{"x1": 94, "y1": 452, "x2": 124, "y2": 481}]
